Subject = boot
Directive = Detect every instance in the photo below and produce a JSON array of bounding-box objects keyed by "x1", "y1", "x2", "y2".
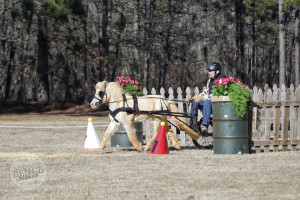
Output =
[{"x1": 200, "y1": 125, "x2": 208, "y2": 135}]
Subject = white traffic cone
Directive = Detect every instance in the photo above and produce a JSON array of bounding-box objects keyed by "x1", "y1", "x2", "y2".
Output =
[{"x1": 82, "y1": 117, "x2": 101, "y2": 150}]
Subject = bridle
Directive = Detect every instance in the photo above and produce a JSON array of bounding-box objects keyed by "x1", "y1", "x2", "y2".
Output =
[{"x1": 93, "y1": 86, "x2": 107, "y2": 107}]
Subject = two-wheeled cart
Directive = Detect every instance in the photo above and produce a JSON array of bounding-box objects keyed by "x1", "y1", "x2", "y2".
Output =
[{"x1": 140, "y1": 109, "x2": 213, "y2": 149}]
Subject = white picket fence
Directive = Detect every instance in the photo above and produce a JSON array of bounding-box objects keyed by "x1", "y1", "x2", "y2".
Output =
[{"x1": 142, "y1": 84, "x2": 300, "y2": 152}]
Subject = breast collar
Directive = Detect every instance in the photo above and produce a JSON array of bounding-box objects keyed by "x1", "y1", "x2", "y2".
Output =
[{"x1": 109, "y1": 94, "x2": 139, "y2": 123}]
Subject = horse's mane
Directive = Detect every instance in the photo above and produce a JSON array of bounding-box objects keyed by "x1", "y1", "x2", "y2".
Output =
[{"x1": 107, "y1": 82, "x2": 124, "y2": 97}]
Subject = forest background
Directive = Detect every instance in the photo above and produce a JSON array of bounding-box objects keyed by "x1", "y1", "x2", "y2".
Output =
[{"x1": 0, "y1": 0, "x2": 299, "y2": 104}]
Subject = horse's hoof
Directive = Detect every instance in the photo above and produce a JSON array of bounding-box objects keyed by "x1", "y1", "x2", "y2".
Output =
[
  {"x1": 137, "y1": 147, "x2": 143, "y2": 152},
  {"x1": 144, "y1": 145, "x2": 151, "y2": 152},
  {"x1": 174, "y1": 144, "x2": 181, "y2": 150}
]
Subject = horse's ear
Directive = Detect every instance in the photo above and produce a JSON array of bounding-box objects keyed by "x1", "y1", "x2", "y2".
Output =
[{"x1": 103, "y1": 80, "x2": 107, "y2": 87}]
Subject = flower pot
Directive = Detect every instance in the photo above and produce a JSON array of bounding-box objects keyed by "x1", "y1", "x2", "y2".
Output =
[
  {"x1": 111, "y1": 123, "x2": 143, "y2": 147},
  {"x1": 212, "y1": 97, "x2": 249, "y2": 154},
  {"x1": 211, "y1": 95, "x2": 231, "y2": 102}
]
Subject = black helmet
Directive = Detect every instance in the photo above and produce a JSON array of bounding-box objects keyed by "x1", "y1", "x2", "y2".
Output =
[{"x1": 206, "y1": 62, "x2": 222, "y2": 74}]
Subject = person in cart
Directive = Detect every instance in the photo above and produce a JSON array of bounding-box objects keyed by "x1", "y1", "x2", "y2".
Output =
[{"x1": 189, "y1": 62, "x2": 226, "y2": 134}]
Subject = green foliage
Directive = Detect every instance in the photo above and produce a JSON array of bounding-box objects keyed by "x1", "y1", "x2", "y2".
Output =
[
  {"x1": 43, "y1": 0, "x2": 69, "y2": 23},
  {"x1": 283, "y1": 0, "x2": 300, "y2": 7},
  {"x1": 156, "y1": 0, "x2": 167, "y2": 8},
  {"x1": 11, "y1": 8, "x2": 20, "y2": 21},
  {"x1": 22, "y1": 0, "x2": 35, "y2": 12},
  {"x1": 64, "y1": 0, "x2": 85, "y2": 16},
  {"x1": 245, "y1": 0, "x2": 277, "y2": 21},
  {"x1": 122, "y1": 84, "x2": 144, "y2": 96},
  {"x1": 228, "y1": 83, "x2": 252, "y2": 118},
  {"x1": 212, "y1": 77, "x2": 252, "y2": 118},
  {"x1": 42, "y1": 0, "x2": 85, "y2": 32},
  {"x1": 22, "y1": 0, "x2": 35, "y2": 20},
  {"x1": 54, "y1": 24, "x2": 61, "y2": 32},
  {"x1": 214, "y1": 0, "x2": 222, "y2": 10}
]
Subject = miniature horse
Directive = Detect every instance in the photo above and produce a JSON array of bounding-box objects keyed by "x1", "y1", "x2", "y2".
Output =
[{"x1": 90, "y1": 81, "x2": 199, "y2": 152}]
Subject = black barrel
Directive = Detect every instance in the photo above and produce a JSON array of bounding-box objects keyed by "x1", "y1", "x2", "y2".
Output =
[
  {"x1": 111, "y1": 123, "x2": 143, "y2": 147},
  {"x1": 212, "y1": 101, "x2": 249, "y2": 154}
]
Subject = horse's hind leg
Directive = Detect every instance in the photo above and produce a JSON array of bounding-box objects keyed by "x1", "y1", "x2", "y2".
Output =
[
  {"x1": 123, "y1": 123, "x2": 143, "y2": 152},
  {"x1": 164, "y1": 121, "x2": 180, "y2": 150},
  {"x1": 144, "y1": 119, "x2": 161, "y2": 151},
  {"x1": 145, "y1": 118, "x2": 180, "y2": 151}
]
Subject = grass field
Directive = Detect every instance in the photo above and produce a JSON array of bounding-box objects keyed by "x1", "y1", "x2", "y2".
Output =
[{"x1": 0, "y1": 113, "x2": 300, "y2": 200}]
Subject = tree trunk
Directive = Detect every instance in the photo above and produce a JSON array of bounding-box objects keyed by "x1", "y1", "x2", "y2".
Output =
[
  {"x1": 278, "y1": 0, "x2": 286, "y2": 87},
  {"x1": 101, "y1": 0, "x2": 109, "y2": 81},
  {"x1": 37, "y1": 10, "x2": 49, "y2": 101},
  {"x1": 235, "y1": 0, "x2": 246, "y2": 79},
  {"x1": 295, "y1": 9, "x2": 299, "y2": 87},
  {"x1": 5, "y1": 43, "x2": 16, "y2": 99},
  {"x1": 83, "y1": 18, "x2": 89, "y2": 104},
  {"x1": 251, "y1": 10, "x2": 256, "y2": 87}
]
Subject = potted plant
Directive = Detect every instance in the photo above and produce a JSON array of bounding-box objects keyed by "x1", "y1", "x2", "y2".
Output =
[
  {"x1": 111, "y1": 76, "x2": 144, "y2": 148},
  {"x1": 211, "y1": 77, "x2": 252, "y2": 118},
  {"x1": 211, "y1": 77, "x2": 252, "y2": 154}
]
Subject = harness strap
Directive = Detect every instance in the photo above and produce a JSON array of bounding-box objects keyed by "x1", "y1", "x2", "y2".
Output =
[
  {"x1": 110, "y1": 94, "x2": 139, "y2": 123},
  {"x1": 109, "y1": 95, "x2": 182, "y2": 123},
  {"x1": 132, "y1": 94, "x2": 139, "y2": 112}
]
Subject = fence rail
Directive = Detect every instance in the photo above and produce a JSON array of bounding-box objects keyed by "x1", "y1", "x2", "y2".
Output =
[{"x1": 142, "y1": 84, "x2": 300, "y2": 153}]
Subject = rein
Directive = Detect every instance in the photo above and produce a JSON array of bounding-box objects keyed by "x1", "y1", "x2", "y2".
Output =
[{"x1": 97, "y1": 96, "x2": 189, "y2": 105}]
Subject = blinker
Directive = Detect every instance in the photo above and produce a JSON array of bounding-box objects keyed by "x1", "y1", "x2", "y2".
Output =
[{"x1": 98, "y1": 91, "x2": 104, "y2": 98}]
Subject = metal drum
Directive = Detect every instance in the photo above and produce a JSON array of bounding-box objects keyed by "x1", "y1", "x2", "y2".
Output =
[
  {"x1": 111, "y1": 123, "x2": 143, "y2": 147},
  {"x1": 212, "y1": 101, "x2": 249, "y2": 154}
]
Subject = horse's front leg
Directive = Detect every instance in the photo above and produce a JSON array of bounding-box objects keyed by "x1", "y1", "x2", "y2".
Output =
[
  {"x1": 123, "y1": 123, "x2": 143, "y2": 152},
  {"x1": 100, "y1": 122, "x2": 119, "y2": 150}
]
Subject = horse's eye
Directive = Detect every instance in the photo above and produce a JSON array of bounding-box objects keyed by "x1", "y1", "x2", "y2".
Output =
[{"x1": 98, "y1": 91, "x2": 104, "y2": 98}]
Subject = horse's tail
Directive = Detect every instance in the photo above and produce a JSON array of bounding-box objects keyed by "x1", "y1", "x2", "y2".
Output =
[{"x1": 169, "y1": 101, "x2": 200, "y2": 140}]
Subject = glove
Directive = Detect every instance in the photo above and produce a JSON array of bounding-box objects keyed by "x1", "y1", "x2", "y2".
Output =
[
  {"x1": 194, "y1": 95, "x2": 205, "y2": 102},
  {"x1": 189, "y1": 96, "x2": 204, "y2": 102},
  {"x1": 189, "y1": 96, "x2": 195, "y2": 102}
]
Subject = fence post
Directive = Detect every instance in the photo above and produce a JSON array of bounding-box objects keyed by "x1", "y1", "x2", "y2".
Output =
[
  {"x1": 264, "y1": 88, "x2": 272, "y2": 152},
  {"x1": 168, "y1": 87, "x2": 178, "y2": 142}
]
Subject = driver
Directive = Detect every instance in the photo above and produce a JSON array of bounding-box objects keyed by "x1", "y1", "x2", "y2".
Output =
[{"x1": 189, "y1": 62, "x2": 226, "y2": 134}]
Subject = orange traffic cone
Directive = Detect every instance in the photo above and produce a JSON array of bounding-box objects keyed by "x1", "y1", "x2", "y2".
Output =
[
  {"x1": 148, "y1": 121, "x2": 169, "y2": 156},
  {"x1": 82, "y1": 117, "x2": 101, "y2": 150}
]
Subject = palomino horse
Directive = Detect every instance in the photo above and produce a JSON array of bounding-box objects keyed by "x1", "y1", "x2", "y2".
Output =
[{"x1": 90, "y1": 81, "x2": 200, "y2": 152}]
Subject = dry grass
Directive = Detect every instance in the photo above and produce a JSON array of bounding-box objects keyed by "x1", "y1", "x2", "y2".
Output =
[{"x1": 0, "y1": 114, "x2": 300, "y2": 200}]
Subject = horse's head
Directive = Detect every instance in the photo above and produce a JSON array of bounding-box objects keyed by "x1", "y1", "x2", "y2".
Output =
[{"x1": 90, "y1": 81, "x2": 108, "y2": 109}]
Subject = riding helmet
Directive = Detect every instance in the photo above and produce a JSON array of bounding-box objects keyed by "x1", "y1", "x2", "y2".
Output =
[{"x1": 206, "y1": 62, "x2": 221, "y2": 74}]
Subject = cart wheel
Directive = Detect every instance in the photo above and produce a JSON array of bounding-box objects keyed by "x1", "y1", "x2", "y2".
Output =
[{"x1": 192, "y1": 118, "x2": 213, "y2": 149}]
